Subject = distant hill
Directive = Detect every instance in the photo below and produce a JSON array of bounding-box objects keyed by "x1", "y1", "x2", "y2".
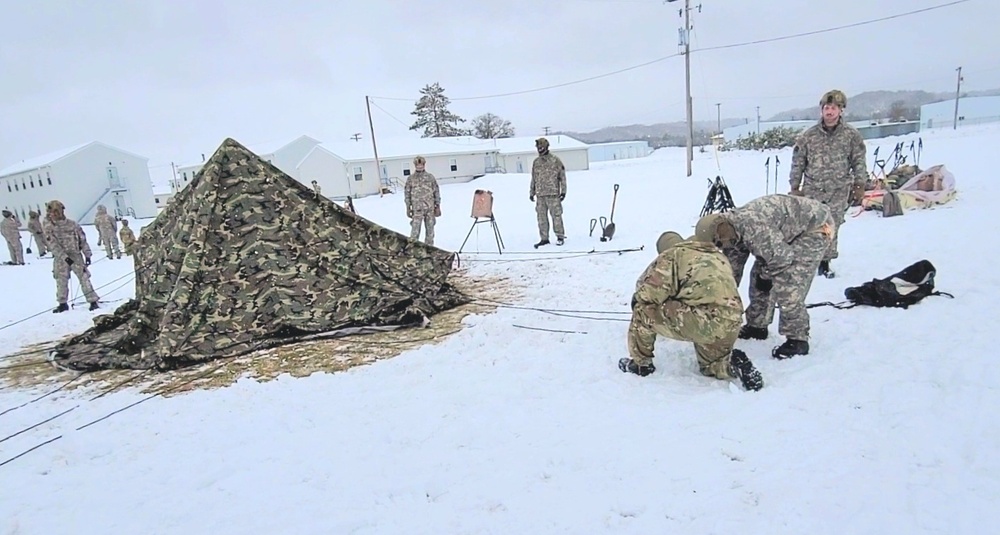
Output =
[{"x1": 557, "y1": 88, "x2": 1000, "y2": 147}]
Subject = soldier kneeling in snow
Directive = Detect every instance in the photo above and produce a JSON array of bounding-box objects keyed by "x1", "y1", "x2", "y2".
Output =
[{"x1": 620, "y1": 231, "x2": 763, "y2": 391}]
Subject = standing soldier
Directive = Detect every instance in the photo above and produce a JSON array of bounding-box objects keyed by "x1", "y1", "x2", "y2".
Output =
[
  {"x1": 789, "y1": 89, "x2": 868, "y2": 278},
  {"x1": 119, "y1": 219, "x2": 137, "y2": 256},
  {"x1": 620, "y1": 231, "x2": 763, "y2": 391},
  {"x1": 27, "y1": 210, "x2": 48, "y2": 257},
  {"x1": 43, "y1": 200, "x2": 100, "y2": 312},
  {"x1": 1, "y1": 210, "x2": 25, "y2": 265},
  {"x1": 311, "y1": 180, "x2": 322, "y2": 197},
  {"x1": 344, "y1": 196, "x2": 357, "y2": 215},
  {"x1": 694, "y1": 194, "x2": 834, "y2": 359},
  {"x1": 529, "y1": 137, "x2": 567, "y2": 248},
  {"x1": 93, "y1": 205, "x2": 121, "y2": 259},
  {"x1": 404, "y1": 156, "x2": 440, "y2": 246}
]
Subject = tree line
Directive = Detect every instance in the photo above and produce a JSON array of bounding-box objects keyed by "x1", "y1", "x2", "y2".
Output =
[{"x1": 409, "y1": 83, "x2": 516, "y2": 139}]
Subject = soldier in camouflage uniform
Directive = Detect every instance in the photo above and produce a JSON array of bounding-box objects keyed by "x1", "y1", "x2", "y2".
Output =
[
  {"x1": 1, "y1": 210, "x2": 25, "y2": 265},
  {"x1": 694, "y1": 194, "x2": 834, "y2": 359},
  {"x1": 311, "y1": 180, "x2": 322, "y2": 197},
  {"x1": 27, "y1": 210, "x2": 48, "y2": 256},
  {"x1": 119, "y1": 219, "x2": 137, "y2": 256},
  {"x1": 789, "y1": 89, "x2": 868, "y2": 278},
  {"x1": 93, "y1": 205, "x2": 121, "y2": 259},
  {"x1": 404, "y1": 156, "x2": 441, "y2": 246},
  {"x1": 529, "y1": 137, "x2": 567, "y2": 248},
  {"x1": 620, "y1": 231, "x2": 763, "y2": 391},
  {"x1": 43, "y1": 200, "x2": 100, "y2": 312}
]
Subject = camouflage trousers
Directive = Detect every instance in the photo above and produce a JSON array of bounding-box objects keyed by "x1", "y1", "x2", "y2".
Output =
[
  {"x1": 744, "y1": 230, "x2": 831, "y2": 341},
  {"x1": 122, "y1": 240, "x2": 135, "y2": 256},
  {"x1": 5, "y1": 236, "x2": 24, "y2": 264},
  {"x1": 98, "y1": 228, "x2": 121, "y2": 258},
  {"x1": 409, "y1": 210, "x2": 436, "y2": 246},
  {"x1": 535, "y1": 195, "x2": 565, "y2": 241},
  {"x1": 804, "y1": 186, "x2": 849, "y2": 261},
  {"x1": 627, "y1": 300, "x2": 741, "y2": 380},
  {"x1": 29, "y1": 231, "x2": 47, "y2": 255},
  {"x1": 53, "y1": 258, "x2": 99, "y2": 304}
]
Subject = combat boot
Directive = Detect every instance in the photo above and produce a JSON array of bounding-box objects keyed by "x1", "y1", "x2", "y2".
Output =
[
  {"x1": 772, "y1": 339, "x2": 809, "y2": 359},
  {"x1": 53, "y1": 303, "x2": 69, "y2": 313},
  {"x1": 533, "y1": 239, "x2": 550, "y2": 249},
  {"x1": 729, "y1": 349, "x2": 763, "y2": 391},
  {"x1": 738, "y1": 324, "x2": 768, "y2": 340},
  {"x1": 618, "y1": 358, "x2": 655, "y2": 377},
  {"x1": 89, "y1": 302, "x2": 100, "y2": 311},
  {"x1": 818, "y1": 260, "x2": 835, "y2": 279},
  {"x1": 556, "y1": 237, "x2": 565, "y2": 246}
]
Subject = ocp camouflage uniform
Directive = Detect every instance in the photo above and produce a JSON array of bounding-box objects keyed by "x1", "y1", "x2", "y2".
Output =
[
  {"x1": 628, "y1": 239, "x2": 745, "y2": 381},
  {"x1": 44, "y1": 200, "x2": 99, "y2": 312},
  {"x1": 119, "y1": 220, "x2": 137, "y2": 255},
  {"x1": 789, "y1": 109, "x2": 867, "y2": 263},
  {"x1": 404, "y1": 160, "x2": 440, "y2": 246},
  {"x1": 697, "y1": 194, "x2": 834, "y2": 358},
  {"x1": 311, "y1": 181, "x2": 322, "y2": 196},
  {"x1": 530, "y1": 138, "x2": 567, "y2": 245},
  {"x1": 1, "y1": 210, "x2": 24, "y2": 265},
  {"x1": 94, "y1": 204, "x2": 121, "y2": 259},
  {"x1": 27, "y1": 211, "x2": 48, "y2": 256}
]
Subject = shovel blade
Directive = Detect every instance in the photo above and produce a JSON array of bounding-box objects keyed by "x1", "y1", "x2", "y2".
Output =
[{"x1": 601, "y1": 222, "x2": 616, "y2": 241}]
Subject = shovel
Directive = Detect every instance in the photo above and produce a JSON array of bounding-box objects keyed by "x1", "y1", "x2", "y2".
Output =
[{"x1": 600, "y1": 184, "x2": 619, "y2": 242}]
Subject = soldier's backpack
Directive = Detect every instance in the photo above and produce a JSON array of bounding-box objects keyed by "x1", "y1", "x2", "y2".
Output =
[
  {"x1": 808, "y1": 260, "x2": 953, "y2": 310},
  {"x1": 882, "y1": 191, "x2": 904, "y2": 217}
]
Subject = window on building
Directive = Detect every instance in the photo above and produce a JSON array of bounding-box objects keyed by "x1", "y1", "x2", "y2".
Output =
[
  {"x1": 449, "y1": 158, "x2": 458, "y2": 172},
  {"x1": 47, "y1": 176, "x2": 52, "y2": 185},
  {"x1": 6, "y1": 182, "x2": 10, "y2": 192},
  {"x1": 183, "y1": 172, "x2": 188, "y2": 182},
  {"x1": 402, "y1": 163, "x2": 411, "y2": 177},
  {"x1": 353, "y1": 166, "x2": 363, "y2": 181},
  {"x1": 22, "y1": 179, "x2": 26, "y2": 190},
  {"x1": 155, "y1": 198, "x2": 160, "y2": 204},
  {"x1": 14, "y1": 183, "x2": 18, "y2": 191}
]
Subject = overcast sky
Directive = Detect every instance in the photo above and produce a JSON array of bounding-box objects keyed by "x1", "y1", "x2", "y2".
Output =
[{"x1": 1, "y1": 0, "x2": 994, "y2": 184}]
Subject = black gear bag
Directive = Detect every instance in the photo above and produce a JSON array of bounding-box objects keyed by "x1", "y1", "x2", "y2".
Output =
[{"x1": 808, "y1": 259, "x2": 954, "y2": 310}]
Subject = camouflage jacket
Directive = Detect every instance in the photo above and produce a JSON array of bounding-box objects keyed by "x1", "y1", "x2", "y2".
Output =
[
  {"x1": 1, "y1": 216, "x2": 21, "y2": 240},
  {"x1": 722, "y1": 194, "x2": 833, "y2": 280},
  {"x1": 530, "y1": 153, "x2": 567, "y2": 197},
  {"x1": 633, "y1": 240, "x2": 743, "y2": 320},
  {"x1": 404, "y1": 171, "x2": 440, "y2": 213},
  {"x1": 44, "y1": 218, "x2": 93, "y2": 263},
  {"x1": 789, "y1": 119, "x2": 868, "y2": 204},
  {"x1": 94, "y1": 206, "x2": 118, "y2": 234},
  {"x1": 119, "y1": 226, "x2": 137, "y2": 245},
  {"x1": 27, "y1": 215, "x2": 45, "y2": 236}
]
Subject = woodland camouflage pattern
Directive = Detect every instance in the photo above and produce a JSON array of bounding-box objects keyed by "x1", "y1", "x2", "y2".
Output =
[
  {"x1": 27, "y1": 211, "x2": 47, "y2": 255},
  {"x1": 628, "y1": 240, "x2": 743, "y2": 380},
  {"x1": 788, "y1": 119, "x2": 867, "y2": 260},
  {"x1": 52, "y1": 138, "x2": 469, "y2": 371},
  {"x1": 718, "y1": 195, "x2": 833, "y2": 341},
  {"x1": 1, "y1": 211, "x2": 23, "y2": 264},
  {"x1": 94, "y1": 205, "x2": 121, "y2": 258}
]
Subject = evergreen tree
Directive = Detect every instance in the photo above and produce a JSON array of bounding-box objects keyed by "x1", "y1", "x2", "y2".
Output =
[
  {"x1": 470, "y1": 113, "x2": 515, "y2": 139},
  {"x1": 409, "y1": 83, "x2": 467, "y2": 137}
]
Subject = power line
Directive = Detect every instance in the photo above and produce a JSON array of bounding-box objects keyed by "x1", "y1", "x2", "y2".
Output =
[{"x1": 369, "y1": 0, "x2": 972, "y2": 103}]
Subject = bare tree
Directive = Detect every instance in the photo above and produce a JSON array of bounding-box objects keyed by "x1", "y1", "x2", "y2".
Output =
[{"x1": 470, "y1": 113, "x2": 515, "y2": 139}]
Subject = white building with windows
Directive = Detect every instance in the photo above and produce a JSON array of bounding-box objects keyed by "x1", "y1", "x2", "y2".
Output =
[
  {"x1": 0, "y1": 141, "x2": 157, "y2": 225},
  {"x1": 486, "y1": 135, "x2": 590, "y2": 175},
  {"x1": 920, "y1": 95, "x2": 1000, "y2": 130},
  {"x1": 173, "y1": 135, "x2": 322, "y2": 193},
  {"x1": 587, "y1": 141, "x2": 653, "y2": 162}
]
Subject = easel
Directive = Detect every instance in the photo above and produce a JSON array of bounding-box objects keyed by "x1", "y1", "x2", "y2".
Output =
[{"x1": 458, "y1": 190, "x2": 505, "y2": 254}]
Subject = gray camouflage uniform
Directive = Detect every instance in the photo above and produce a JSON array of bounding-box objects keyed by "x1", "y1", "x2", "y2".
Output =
[
  {"x1": 404, "y1": 169, "x2": 441, "y2": 246},
  {"x1": 1, "y1": 211, "x2": 24, "y2": 265},
  {"x1": 719, "y1": 195, "x2": 834, "y2": 342},
  {"x1": 44, "y1": 200, "x2": 99, "y2": 307},
  {"x1": 27, "y1": 211, "x2": 48, "y2": 256},
  {"x1": 789, "y1": 118, "x2": 867, "y2": 261},
  {"x1": 94, "y1": 204, "x2": 121, "y2": 259},
  {"x1": 530, "y1": 142, "x2": 567, "y2": 242}
]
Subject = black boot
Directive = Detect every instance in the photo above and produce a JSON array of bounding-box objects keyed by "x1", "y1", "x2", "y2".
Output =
[
  {"x1": 618, "y1": 358, "x2": 655, "y2": 377},
  {"x1": 53, "y1": 303, "x2": 69, "y2": 313},
  {"x1": 729, "y1": 349, "x2": 763, "y2": 391},
  {"x1": 818, "y1": 260, "x2": 835, "y2": 279},
  {"x1": 772, "y1": 338, "x2": 809, "y2": 359},
  {"x1": 533, "y1": 239, "x2": 550, "y2": 249},
  {"x1": 555, "y1": 237, "x2": 565, "y2": 246},
  {"x1": 89, "y1": 301, "x2": 100, "y2": 311},
  {"x1": 738, "y1": 324, "x2": 768, "y2": 340}
]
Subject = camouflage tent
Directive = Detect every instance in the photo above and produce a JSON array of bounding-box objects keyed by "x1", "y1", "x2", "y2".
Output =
[{"x1": 52, "y1": 138, "x2": 469, "y2": 371}]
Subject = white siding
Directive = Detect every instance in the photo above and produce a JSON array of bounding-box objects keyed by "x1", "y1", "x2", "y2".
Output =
[
  {"x1": 920, "y1": 96, "x2": 1000, "y2": 130},
  {"x1": 383, "y1": 152, "x2": 493, "y2": 186},
  {"x1": 499, "y1": 148, "x2": 590, "y2": 174},
  {"x1": 588, "y1": 141, "x2": 652, "y2": 162},
  {"x1": 1, "y1": 143, "x2": 156, "y2": 224},
  {"x1": 297, "y1": 147, "x2": 381, "y2": 199}
]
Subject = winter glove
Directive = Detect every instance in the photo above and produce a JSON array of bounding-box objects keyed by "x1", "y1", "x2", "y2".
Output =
[
  {"x1": 559, "y1": 193, "x2": 565, "y2": 201},
  {"x1": 630, "y1": 294, "x2": 638, "y2": 310},
  {"x1": 97, "y1": 237, "x2": 102, "y2": 246},
  {"x1": 65, "y1": 258, "x2": 73, "y2": 266},
  {"x1": 434, "y1": 206, "x2": 441, "y2": 217},
  {"x1": 85, "y1": 257, "x2": 91, "y2": 266},
  {"x1": 529, "y1": 194, "x2": 535, "y2": 203},
  {"x1": 755, "y1": 274, "x2": 773, "y2": 292},
  {"x1": 789, "y1": 188, "x2": 805, "y2": 197},
  {"x1": 406, "y1": 208, "x2": 413, "y2": 218},
  {"x1": 850, "y1": 184, "x2": 865, "y2": 204}
]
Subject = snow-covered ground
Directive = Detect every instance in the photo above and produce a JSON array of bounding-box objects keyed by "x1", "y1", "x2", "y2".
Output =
[{"x1": 1, "y1": 124, "x2": 998, "y2": 534}]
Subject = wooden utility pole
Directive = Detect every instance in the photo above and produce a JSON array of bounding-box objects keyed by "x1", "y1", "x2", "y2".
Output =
[
  {"x1": 715, "y1": 102, "x2": 721, "y2": 134},
  {"x1": 543, "y1": 126, "x2": 551, "y2": 136},
  {"x1": 668, "y1": 0, "x2": 699, "y2": 176},
  {"x1": 365, "y1": 96, "x2": 385, "y2": 197},
  {"x1": 756, "y1": 106, "x2": 761, "y2": 134},
  {"x1": 953, "y1": 66, "x2": 963, "y2": 130},
  {"x1": 351, "y1": 133, "x2": 362, "y2": 141}
]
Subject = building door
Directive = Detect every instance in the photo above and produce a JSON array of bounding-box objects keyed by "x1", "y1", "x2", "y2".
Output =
[
  {"x1": 106, "y1": 165, "x2": 122, "y2": 188},
  {"x1": 516, "y1": 160, "x2": 524, "y2": 173}
]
